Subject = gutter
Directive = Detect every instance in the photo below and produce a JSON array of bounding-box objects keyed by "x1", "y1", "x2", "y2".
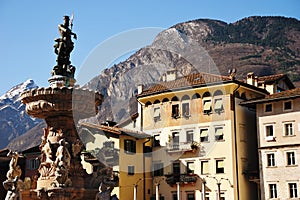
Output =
[
  {"x1": 143, "y1": 137, "x2": 151, "y2": 200},
  {"x1": 232, "y1": 83, "x2": 240, "y2": 200}
]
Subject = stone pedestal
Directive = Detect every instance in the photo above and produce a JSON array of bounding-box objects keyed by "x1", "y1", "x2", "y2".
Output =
[{"x1": 21, "y1": 87, "x2": 102, "y2": 199}]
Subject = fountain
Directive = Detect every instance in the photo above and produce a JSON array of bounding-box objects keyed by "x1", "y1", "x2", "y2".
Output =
[{"x1": 13, "y1": 15, "x2": 104, "y2": 199}]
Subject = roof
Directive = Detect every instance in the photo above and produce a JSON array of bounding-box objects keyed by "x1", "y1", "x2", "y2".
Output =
[
  {"x1": 241, "y1": 87, "x2": 300, "y2": 105},
  {"x1": 258, "y1": 74, "x2": 295, "y2": 88},
  {"x1": 138, "y1": 72, "x2": 232, "y2": 97},
  {"x1": 79, "y1": 122, "x2": 151, "y2": 139}
]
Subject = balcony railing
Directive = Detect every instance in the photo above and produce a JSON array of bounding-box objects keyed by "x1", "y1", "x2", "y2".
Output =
[
  {"x1": 165, "y1": 173, "x2": 198, "y2": 185},
  {"x1": 167, "y1": 142, "x2": 199, "y2": 152}
]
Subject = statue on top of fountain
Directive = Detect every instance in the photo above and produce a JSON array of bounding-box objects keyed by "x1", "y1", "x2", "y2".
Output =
[{"x1": 52, "y1": 15, "x2": 76, "y2": 78}]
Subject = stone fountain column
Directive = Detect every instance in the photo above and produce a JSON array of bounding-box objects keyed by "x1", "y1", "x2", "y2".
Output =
[{"x1": 19, "y1": 15, "x2": 103, "y2": 200}]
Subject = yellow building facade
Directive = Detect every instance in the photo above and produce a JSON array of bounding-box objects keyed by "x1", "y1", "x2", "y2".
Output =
[{"x1": 137, "y1": 72, "x2": 267, "y2": 200}]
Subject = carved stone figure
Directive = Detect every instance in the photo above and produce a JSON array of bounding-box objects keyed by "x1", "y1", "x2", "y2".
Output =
[
  {"x1": 52, "y1": 139, "x2": 72, "y2": 187},
  {"x1": 3, "y1": 176, "x2": 20, "y2": 200},
  {"x1": 6, "y1": 151, "x2": 22, "y2": 180}
]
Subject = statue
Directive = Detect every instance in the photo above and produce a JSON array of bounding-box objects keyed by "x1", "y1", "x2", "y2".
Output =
[
  {"x1": 52, "y1": 15, "x2": 76, "y2": 78},
  {"x1": 52, "y1": 139, "x2": 72, "y2": 187},
  {"x1": 6, "y1": 151, "x2": 22, "y2": 180},
  {"x1": 3, "y1": 151, "x2": 23, "y2": 200}
]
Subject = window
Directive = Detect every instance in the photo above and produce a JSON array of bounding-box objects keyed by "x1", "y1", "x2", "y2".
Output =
[
  {"x1": 284, "y1": 101, "x2": 292, "y2": 110},
  {"x1": 128, "y1": 165, "x2": 134, "y2": 175},
  {"x1": 200, "y1": 129, "x2": 209, "y2": 142},
  {"x1": 187, "y1": 162, "x2": 195, "y2": 174},
  {"x1": 187, "y1": 193, "x2": 195, "y2": 200},
  {"x1": 124, "y1": 139, "x2": 136, "y2": 154},
  {"x1": 214, "y1": 98, "x2": 223, "y2": 112},
  {"x1": 171, "y1": 132, "x2": 179, "y2": 150},
  {"x1": 173, "y1": 162, "x2": 180, "y2": 174},
  {"x1": 287, "y1": 152, "x2": 296, "y2": 166},
  {"x1": 269, "y1": 184, "x2": 277, "y2": 198},
  {"x1": 266, "y1": 125, "x2": 274, "y2": 137},
  {"x1": 172, "y1": 193, "x2": 178, "y2": 200},
  {"x1": 201, "y1": 161, "x2": 209, "y2": 175},
  {"x1": 265, "y1": 104, "x2": 272, "y2": 112},
  {"x1": 289, "y1": 183, "x2": 298, "y2": 198},
  {"x1": 172, "y1": 104, "x2": 180, "y2": 118},
  {"x1": 203, "y1": 99, "x2": 212, "y2": 114},
  {"x1": 215, "y1": 127, "x2": 224, "y2": 141},
  {"x1": 182, "y1": 102, "x2": 190, "y2": 117},
  {"x1": 186, "y1": 130, "x2": 194, "y2": 143},
  {"x1": 285, "y1": 123, "x2": 294, "y2": 136},
  {"x1": 154, "y1": 107, "x2": 161, "y2": 122},
  {"x1": 153, "y1": 163, "x2": 164, "y2": 176},
  {"x1": 27, "y1": 158, "x2": 40, "y2": 170},
  {"x1": 216, "y1": 160, "x2": 224, "y2": 174},
  {"x1": 267, "y1": 153, "x2": 275, "y2": 167}
]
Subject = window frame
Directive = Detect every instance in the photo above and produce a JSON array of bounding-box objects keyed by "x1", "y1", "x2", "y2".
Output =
[
  {"x1": 216, "y1": 159, "x2": 225, "y2": 174},
  {"x1": 214, "y1": 98, "x2": 224, "y2": 113},
  {"x1": 182, "y1": 102, "x2": 190, "y2": 117},
  {"x1": 203, "y1": 98, "x2": 212, "y2": 114},
  {"x1": 269, "y1": 183, "x2": 277, "y2": 198},
  {"x1": 215, "y1": 126, "x2": 224, "y2": 141},
  {"x1": 284, "y1": 122, "x2": 294, "y2": 136},
  {"x1": 172, "y1": 162, "x2": 181, "y2": 175},
  {"x1": 124, "y1": 139, "x2": 136, "y2": 154},
  {"x1": 200, "y1": 128, "x2": 209, "y2": 142},
  {"x1": 187, "y1": 161, "x2": 195, "y2": 174},
  {"x1": 201, "y1": 160, "x2": 209, "y2": 175},
  {"x1": 289, "y1": 182, "x2": 298, "y2": 198},
  {"x1": 153, "y1": 107, "x2": 161, "y2": 122},
  {"x1": 267, "y1": 153, "x2": 276, "y2": 167},
  {"x1": 287, "y1": 151, "x2": 296, "y2": 166},
  {"x1": 172, "y1": 104, "x2": 180, "y2": 119},
  {"x1": 128, "y1": 165, "x2": 135, "y2": 175},
  {"x1": 283, "y1": 100, "x2": 292, "y2": 111},
  {"x1": 265, "y1": 103, "x2": 273, "y2": 112},
  {"x1": 153, "y1": 162, "x2": 164, "y2": 177},
  {"x1": 186, "y1": 130, "x2": 194, "y2": 143},
  {"x1": 265, "y1": 125, "x2": 274, "y2": 137}
]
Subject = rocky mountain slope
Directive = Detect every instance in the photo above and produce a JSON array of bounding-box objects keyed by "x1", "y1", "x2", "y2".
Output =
[
  {"x1": 6, "y1": 16, "x2": 300, "y2": 151},
  {"x1": 86, "y1": 16, "x2": 300, "y2": 123},
  {"x1": 0, "y1": 79, "x2": 41, "y2": 149}
]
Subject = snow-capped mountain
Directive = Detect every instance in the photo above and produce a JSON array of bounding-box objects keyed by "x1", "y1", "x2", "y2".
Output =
[{"x1": 0, "y1": 79, "x2": 41, "y2": 149}]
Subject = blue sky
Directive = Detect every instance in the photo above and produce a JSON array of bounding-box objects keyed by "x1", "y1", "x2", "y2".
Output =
[{"x1": 0, "y1": 0, "x2": 299, "y2": 95}]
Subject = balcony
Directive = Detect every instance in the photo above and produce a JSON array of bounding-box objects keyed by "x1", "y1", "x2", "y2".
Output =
[
  {"x1": 167, "y1": 141, "x2": 200, "y2": 153},
  {"x1": 165, "y1": 173, "x2": 198, "y2": 185}
]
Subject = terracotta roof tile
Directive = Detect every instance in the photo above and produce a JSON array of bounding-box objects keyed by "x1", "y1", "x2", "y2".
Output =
[
  {"x1": 140, "y1": 72, "x2": 232, "y2": 96},
  {"x1": 258, "y1": 74, "x2": 287, "y2": 83},
  {"x1": 264, "y1": 87, "x2": 300, "y2": 99}
]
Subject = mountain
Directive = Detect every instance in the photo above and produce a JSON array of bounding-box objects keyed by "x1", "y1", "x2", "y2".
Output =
[
  {"x1": 86, "y1": 16, "x2": 300, "y2": 122},
  {"x1": 0, "y1": 79, "x2": 41, "y2": 149},
  {"x1": 7, "y1": 16, "x2": 300, "y2": 151}
]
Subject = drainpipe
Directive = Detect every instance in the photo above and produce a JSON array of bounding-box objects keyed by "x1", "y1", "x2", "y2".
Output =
[
  {"x1": 233, "y1": 84, "x2": 240, "y2": 200},
  {"x1": 143, "y1": 138, "x2": 151, "y2": 200},
  {"x1": 155, "y1": 183, "x2": 159, "y2": 200},
  {"x1": 176, "y1": 182, "x2": 180, "y2": 200},
  {"x1": 134, "y1": 184, "x2": 137, "y2": 200}
]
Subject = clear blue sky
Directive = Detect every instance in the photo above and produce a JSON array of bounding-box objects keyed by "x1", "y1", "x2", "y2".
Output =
[{"x1": 0, "y1": 0, "x2": 299, "y2": 95}]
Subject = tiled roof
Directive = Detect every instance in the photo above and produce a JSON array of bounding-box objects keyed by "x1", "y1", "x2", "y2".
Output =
[
  {"x1": 264, "y1": 87, "x2": 300, "y2": 100},
  {"x1": 258, "y1": 74, "x2": 287, "y2": 83},
  {"x1": 242, "y1": 87, "x2": 300, "y2": 105},
  {"x1": 139, "y1": 72, "x2": 232, "y2": 96}
]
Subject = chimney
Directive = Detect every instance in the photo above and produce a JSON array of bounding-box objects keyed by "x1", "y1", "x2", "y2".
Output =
[
  {"x1": 163, "y1": 69, "x2": 177, "y2": 82},
  {"x1": 247, "y1": 72, "x2": 255, "y2": 85},
  {"x1": 137, "y1": 84, "x2": 144, "y2": 95}
]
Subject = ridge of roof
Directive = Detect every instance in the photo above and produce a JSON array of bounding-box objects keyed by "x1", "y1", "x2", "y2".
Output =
[{"x1": 139, "y1": 72, "x2": 232, "y2": 96}]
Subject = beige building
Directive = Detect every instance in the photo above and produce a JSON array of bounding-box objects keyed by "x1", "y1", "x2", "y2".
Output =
[
  {"x1": 137, "y1": 71, "x2": 268, "y2": 200},
  {"x1": 243, "y1": 88, "x2": 300, "y2": 199}
]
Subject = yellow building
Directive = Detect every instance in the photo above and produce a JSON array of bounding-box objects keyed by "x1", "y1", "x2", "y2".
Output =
[
  {"x1": 137, "y1": 71, "x2": 268, "y2": 200},
  {"x1": 80, "y1": 122, "x2": 152, "y2": 200}
]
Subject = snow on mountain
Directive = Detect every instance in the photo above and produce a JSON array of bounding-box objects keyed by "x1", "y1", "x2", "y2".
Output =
[{"x1": 0, "y1": 79, "x2": 41, "y2": 149}]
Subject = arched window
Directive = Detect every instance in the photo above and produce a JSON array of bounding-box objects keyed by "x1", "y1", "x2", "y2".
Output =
[
  {"x1": 192, "y1": 93, "x2": 201, "y2": 99},
  {"x1": 162, "y1": 98, "x2": 169, "y2": 103},
  {"x1": 181, "y1": 95, "x2": 190, "y2": 101},
  {"x1": 171, "y1": 96, "x2": 179, "y2": 101},
  {"x1": 213, "y1": 90, "x2": 223, "y2": 96},
  {"x1": 145, "y1": 101, "x2": 152, "y2": 107},
  {"x1": 203, "y1": 91, "x2": 211, "y2": 98},
  {"x1": 153, "y1": 99, "x2": 160, "y2": 104}
]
